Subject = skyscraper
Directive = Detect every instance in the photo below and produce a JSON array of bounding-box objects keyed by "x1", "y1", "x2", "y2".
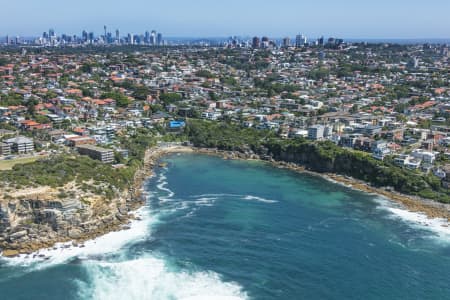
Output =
[
  {"x1": 151, "y1": 30, "x2": 156, "y2": 45},
  {"x1": 282, "y1": 37, "x2": 291, "y2": 48},
  {"x1": 157, "y1": 33, "x2": 163, "y2": 46},
  {"x1": 318, "y1": 36, "x2": 324, "y2": 46},
  {"x1": 295, "y1": 34, "x2": 306, "y2": 47},
  {"x1": 261, "y1": 36, "x2": 270, "y2": 48},
  {"x1": 252, "y1": 36, "x2": 260, "y2": 48},
  {"x1": 115, "y1": 29, "x2": 120, "y2": 42},
  {"x1": 82, "y1": 30, "x2": 88, "y2": 42}
]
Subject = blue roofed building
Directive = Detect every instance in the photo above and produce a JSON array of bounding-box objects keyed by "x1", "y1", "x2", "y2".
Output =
[{"x1": 168, "y1": 120, "x2": 186, "y2": 131}]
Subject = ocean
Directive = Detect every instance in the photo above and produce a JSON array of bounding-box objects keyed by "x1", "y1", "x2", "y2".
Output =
[{"x1": 1, "y1": 153, "x2": 450, "y2": 299}]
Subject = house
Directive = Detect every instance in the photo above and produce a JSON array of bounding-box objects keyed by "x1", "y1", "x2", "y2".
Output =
[
  {"x1": 5, "y1": 136, "x2": 34, "y2": 154},
  {"x1": 372, "y1": 140, "x2": 390, "y2": 160},
  {"x1": 340, "y1": 134, "x2": 362, "y2": 148},
  {"x1": 411, "y1": 149, "x2": 437, "y2": 164},
  {"x1": 442, "y1": 165, "x2": 450, "y2": 188},
  {"x1": 66, "y1": 136, "x2": 96, "y2": 147},
  {"x1": 168, "y1": 120, "x2": 186, "y2": 131}
]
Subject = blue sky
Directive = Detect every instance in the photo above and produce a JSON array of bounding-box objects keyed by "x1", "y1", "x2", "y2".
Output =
[{"x1": 2, "y1": 0, "x2": 449, "y2": 38}]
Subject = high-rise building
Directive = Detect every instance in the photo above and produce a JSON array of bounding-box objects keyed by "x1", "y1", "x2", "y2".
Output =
[
  {"x1": 49, "y1": 28, "x2": 55, "y2": 37},
  {"x1": 282, "y1": 37, "x2": 291, "y2": 48},
  {"x1": 261, "y1": 36, "x2": 270, "y2": 48},
  {"x1": 318, "y1": 36, "x2": 324, "y2": 46},
  {"x1": 115, "y1": 29, "x2": 120, "y2": 42},
  {"x1": 151, "y1": 30, "x2": 156, "y2": 45},
  {"x1": 145, "y1": 31, "x2": 150, "y2": 44},
  {"x1": 295, "y1": 34, "x2": 307, "y2": 47},
  {"x1": 157, "y1": 33, "x2": 163, "y2": 46},
  {"x1": 5, "y1": 35, "x2": 10, "y2": 45},
  {"x1": 252, "y1": 36, "x2": 260, "y2": 48},
  {"x1": 82, "y1": 30, "x2": 88, "y2": 42}
]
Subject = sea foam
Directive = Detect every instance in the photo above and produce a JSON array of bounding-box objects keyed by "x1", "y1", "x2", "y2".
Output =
[
  {"x1": 1, "y1": 206, "x2": 154, "y2": 270},
  {"x1": 375, "y1": 197, "x2": 450, "y2": 241},
  {"x1": 77, "y1": 256, "x2": 247, "y2": 300}
]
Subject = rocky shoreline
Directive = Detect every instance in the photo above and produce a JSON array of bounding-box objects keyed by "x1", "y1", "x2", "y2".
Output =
[
  {"x1": 2, "y1": 144, "x2": 449, "y2": 258},
  {"x1": 0, "y1": 145, "x2": 193, "y2": 258},
  {"x1": 193, "y1": 147, "x2": 450, "y2": 222}
]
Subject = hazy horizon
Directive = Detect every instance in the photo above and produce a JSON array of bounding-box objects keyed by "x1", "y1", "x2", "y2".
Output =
[{"x1": 1, "y1": 0, "x2": 450, "y2": 39}]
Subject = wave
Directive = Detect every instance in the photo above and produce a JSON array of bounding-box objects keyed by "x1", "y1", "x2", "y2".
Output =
[
  {"x1": 242, "y1": 195, "x2": 278, "y2": 204},
  {"x1": 77, "y1": 256, "x2": 248, "y2": 300},
  {"x1": 1, "y1": 206, "x2": 154, "y2": 270},
  {"x1": 191, "y1": 194, "x2": 278, "y2": 204},
  {"x1": 156, "y1": 181, "x2": 175, "y2": 198},
  {"x1": 374, "y1": 197, "x2": 450, "y2": 241},
  {"x1": 194, "y1": 197, "x2": 218, "y2": 207}
]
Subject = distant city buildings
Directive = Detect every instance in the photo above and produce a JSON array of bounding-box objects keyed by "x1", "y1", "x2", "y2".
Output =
[
  {"x1": 2, "y1": 27, "x2": 165, "y2": 47},
  {"x1": 295, "y1": 34, "x2": 307, "y2": 47},
  {"x1": 2, "y1": 28, "x2": 348, "y2": 49}
]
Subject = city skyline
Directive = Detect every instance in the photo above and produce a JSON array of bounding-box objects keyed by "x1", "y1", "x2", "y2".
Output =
[{"x1": 2, "y1": 0, "x2": 450, "y2": 38}]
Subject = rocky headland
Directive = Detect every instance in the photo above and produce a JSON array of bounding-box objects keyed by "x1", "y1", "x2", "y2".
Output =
[{"x1": 0, "y1": 145, "x2": 193, "y2": 257}]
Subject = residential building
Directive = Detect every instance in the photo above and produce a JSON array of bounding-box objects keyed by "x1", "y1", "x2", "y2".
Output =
[
  {"x1": 5, "y1": 136, "x2": 34, "y2": 154},
  {"x1": 77, "y1": 145, "x2": 114, "y2": 163},
  {"x1": 0, "y1": 142, "x2": 11, "y2": 156},
  {"x1": 308, "y1": 125, "x2": 325, "y2": 140}
]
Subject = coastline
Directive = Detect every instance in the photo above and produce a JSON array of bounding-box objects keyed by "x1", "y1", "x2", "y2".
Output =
[
  {"x1": 2, "y1": 144, "x2": 449, "y2": 258},
  {"x1": 0, "y1": 145, "x2": 194, "y2": 258},
  {"x1": 193, "y1": 148, "x2": 450, "y2": 222}
]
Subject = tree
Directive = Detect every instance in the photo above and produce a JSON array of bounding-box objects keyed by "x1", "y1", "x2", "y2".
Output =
[
  {"x1": 159, "y1": 93, "x2": 182, "y2": 105},
  {"x1": 101, "y1": 92, "x2": 130, "y2": 108}
]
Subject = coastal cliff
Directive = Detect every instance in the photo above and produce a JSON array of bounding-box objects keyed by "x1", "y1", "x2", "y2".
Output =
[
  {"x1": 0, "y1": 168, "x2": 145, "y2": 257},
  {"x1": 0, "y1": 146, "x2": 191, "y2": 257}
]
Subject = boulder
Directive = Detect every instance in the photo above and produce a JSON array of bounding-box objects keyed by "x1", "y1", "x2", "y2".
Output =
[
  {"x1": 9, "y1": 230, "x2": 28, "y2": 241},
  {"x1": 68, "y1": 229, "x2": 82, "y2": 239},
  {"x1": 2, "y1": 249, "x2": 19, "y2": 257}
]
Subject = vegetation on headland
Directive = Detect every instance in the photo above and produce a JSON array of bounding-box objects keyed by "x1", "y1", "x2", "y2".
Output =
[
  {"x1": 0, "y1": 128, "x2": 157, "y2": 199},
  {"x1": 0, "y1": 119, "x2": 448, "y2": 204},
  {"x1": 185, "y1": 120, "x2": 450, "y2": 203}
]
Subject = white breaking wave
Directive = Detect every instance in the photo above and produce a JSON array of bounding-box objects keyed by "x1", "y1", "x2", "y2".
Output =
[
  {"x1": 190, "y1": 194, "x2": 242, "y2": 198},
  {"x1": 242, "y1": 195, "x2": 278, "y2": 204},
  {"x1": 194, "y1": 197, "x2": 218, "y2": 207},
  {"x1": 375, "y1": 197, "x2": 450, "y2": 241},
  {"x1": 77, "y1": 257, "x2": 248, "y2": 300},
  {"x1": 191, "y1": 194, "x2": 278, "y2": 204},
  {"x1": 1, "y1": 171, "x2": 249, "y2": 299},
  {"x1": 156, "y1": 181, "x2": 175, "y2": 198},
  {"x1": 2, "y1": 206, "x2": 154, "y2": 270}
]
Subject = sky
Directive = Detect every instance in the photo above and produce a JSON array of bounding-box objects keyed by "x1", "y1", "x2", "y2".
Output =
[{"x1": 1, "y1": 0, "x2": 450, "y2": 39}]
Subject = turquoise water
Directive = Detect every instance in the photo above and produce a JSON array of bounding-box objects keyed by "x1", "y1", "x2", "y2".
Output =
[{"x1": 1, "y1": 154, "x2": 450, "y2": 299}]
